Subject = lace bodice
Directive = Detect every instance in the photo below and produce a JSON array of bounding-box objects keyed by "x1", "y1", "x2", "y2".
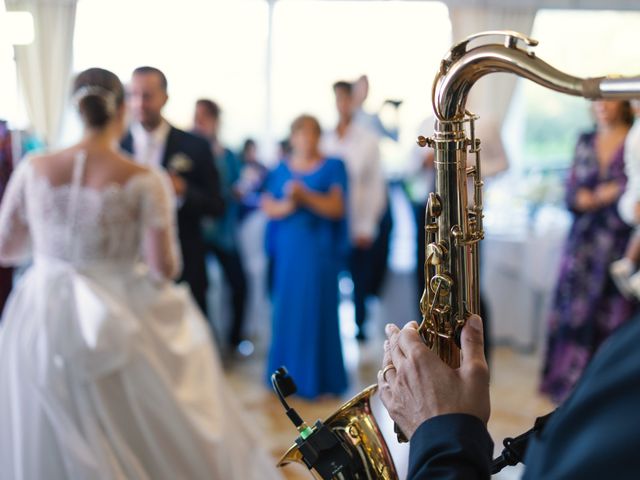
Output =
[{"x1": 0, "y1": 155, "x2": 181, "y2": 278}]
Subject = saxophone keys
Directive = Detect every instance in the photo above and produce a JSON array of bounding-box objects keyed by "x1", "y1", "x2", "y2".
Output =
[
  {"x1": 416, "y1": 135, "x2": 431, "y2": 147},
  {"x1": 427, "y1": 192, "x2": 442, "y2": 217},
  {"x1": 430, "y1": 274, "x2": 453, "y2": 297},
  {"x1": 347, "y1": 423, "x2": 361, "y2": 441},
  {"x1": 426, "y1": 242, "x2": 448, "y2": 265}
]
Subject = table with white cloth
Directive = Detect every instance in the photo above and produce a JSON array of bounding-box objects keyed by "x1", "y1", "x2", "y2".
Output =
[{"x1": 482, "y1": 205, "x2": 571, "y2": 352}]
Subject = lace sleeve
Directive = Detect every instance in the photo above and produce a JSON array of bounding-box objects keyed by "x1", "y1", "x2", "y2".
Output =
[
  {"x1": 140, "y1": 169, "x2": 182, "y2": 280},
  {"x1": 0, "y1": 159, "x2": 31, "y2": 266}
]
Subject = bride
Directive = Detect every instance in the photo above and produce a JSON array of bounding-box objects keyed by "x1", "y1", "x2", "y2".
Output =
[{"x1": 0, "y1": 68, "x2": 282, "y2": 480}]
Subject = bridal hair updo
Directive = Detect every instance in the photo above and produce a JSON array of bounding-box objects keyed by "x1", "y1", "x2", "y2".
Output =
[{"x1": 72, "y1": 68, "x2": 125, "y2": 128}]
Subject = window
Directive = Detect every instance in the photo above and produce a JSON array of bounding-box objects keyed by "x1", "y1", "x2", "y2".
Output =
[
  {"x1": 272, "y1": 0, "x2": 450, "y2": 171},
  {"x1": 72, "y1": 0, "x2": 268, "y2": 149},
  {"x1": 505, "y1": 9, "x2": 640, "y2": 175},
  {"x1": 71, "y1": 0, "x2": 450, "y2": 167},
  {"x1": 0, "y1": 6, "x2": 31, "y2": 129}
]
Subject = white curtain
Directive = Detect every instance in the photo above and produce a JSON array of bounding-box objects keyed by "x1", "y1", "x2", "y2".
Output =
[
  {"x1": 448, "y1": 6, "x2": 537, "y2": 174},
  {"x1": 6, "y1": 0, "x2": 77, "y2": 148}
]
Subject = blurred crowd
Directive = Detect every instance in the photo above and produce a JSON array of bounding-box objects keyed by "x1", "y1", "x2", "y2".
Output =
[{"x1": 1, "y1": 64, "x2": 640, "y2": 406}]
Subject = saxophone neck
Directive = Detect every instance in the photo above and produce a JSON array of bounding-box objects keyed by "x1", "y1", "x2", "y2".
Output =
[{"x1": 432, "y1": 30, "x2": 640, "y2": 121}]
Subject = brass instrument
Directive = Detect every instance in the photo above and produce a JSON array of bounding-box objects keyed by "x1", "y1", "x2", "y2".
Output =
[{"x1": 274, "y1": 31, "x2": 640, "y2": 479}]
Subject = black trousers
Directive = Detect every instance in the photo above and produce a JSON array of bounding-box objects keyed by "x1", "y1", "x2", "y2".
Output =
[
  {"x1": 208, "y1": 244, "x2": 248, "y2": 347},
  {"x1": 349, "y1": 202, "x2": 393, "y2": 339},
  {"x1": 369, "y1": 203, "x2": 393, "y2": 298},
  {"x1": 350, "y1": 246, "x2": 374, "y2": 338},
  {"x1": 190, "y1": 283, "x2": 209, "y2": 319}
]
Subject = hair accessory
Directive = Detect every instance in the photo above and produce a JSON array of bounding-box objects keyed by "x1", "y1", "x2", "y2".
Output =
[{"x1": 72, "y1": 85, "x2": 117, "y2": 117}]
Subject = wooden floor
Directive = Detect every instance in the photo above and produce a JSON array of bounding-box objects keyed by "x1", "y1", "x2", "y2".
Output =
[{"x1": 225, "y1": 341, "x2": 554, "y2": 480}]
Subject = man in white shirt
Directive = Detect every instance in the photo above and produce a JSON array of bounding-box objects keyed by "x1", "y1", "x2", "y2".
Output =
[
  {"x1": 130, "y1": 117, "x2": 171, "y2": 170},
  {"x1": 352, "y1": 74, "x2": 399, "y2": 142},
  {"x1": 121, "y1": 66, "x2": 224, "y2": 316},
  {"x1": 322, "y1": 80, "x2": 387, "y2": 341}
]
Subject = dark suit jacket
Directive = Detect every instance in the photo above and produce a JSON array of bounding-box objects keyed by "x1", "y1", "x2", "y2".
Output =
[
  {"x1": 121, "y1": 126, "x2": 224, "y2": 309},
  {"x1": 408, "y1": 314, "x2": 640, "y2": 479}
]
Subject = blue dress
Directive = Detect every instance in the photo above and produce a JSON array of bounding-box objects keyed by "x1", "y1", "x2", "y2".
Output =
[{"x1": 266, "y1": 157, "x2": 349, "y2": 399}]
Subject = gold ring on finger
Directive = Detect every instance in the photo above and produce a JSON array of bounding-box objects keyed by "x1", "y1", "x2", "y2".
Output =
[{"x1": 382, "y1": 364, "x2": 396, "y2": 383}]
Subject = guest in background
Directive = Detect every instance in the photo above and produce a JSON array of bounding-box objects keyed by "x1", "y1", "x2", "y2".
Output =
[
  {"x1": 352, "y1": 74, "x2": 399, "y2": 142},
  {"x1": 610, "y1": 100, "x2": 640, "y2": 297},
  {"x1": 277, "y1": 138, "x2": 292, "y2": 161},
  {"x1": 263, "y1": 114, "x2": 349, "y2": 399},
  {"x1": 542, "y1": 100, "x2": 635, "y2": 404},
  {"x1": 0, "y1": 120, "x2": 13, "y2": 317},
  {"x1": 323, "y1": 80, "x2": 386, "y2": 342},
  {"x1": 193, "y1": 99, "x2": 248, "y2": 351},
  {"x1": 121, "y1": 67, "x2": 224, "y2": 316},
  {"x1": 352, "y1": 75, "x2": 395, "y2": 304},
  {"x1": 236, "y1": 138, "x2": 268, "y2": 219}
]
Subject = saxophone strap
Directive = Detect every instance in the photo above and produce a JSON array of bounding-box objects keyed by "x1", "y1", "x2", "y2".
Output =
[{"x1": 491, "y1": 409, "x2": 556, "y2": 474}]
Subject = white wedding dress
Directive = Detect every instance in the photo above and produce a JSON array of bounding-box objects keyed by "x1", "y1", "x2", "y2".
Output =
[{"x1": 0, "y1": 153, "x2": 282, "y2": 480}]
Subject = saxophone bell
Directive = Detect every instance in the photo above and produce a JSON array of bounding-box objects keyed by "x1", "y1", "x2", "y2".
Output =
[
  {"x1": 271, "y1": 367, "x2": 355, "y2": 478},
  {"x1": 271, "y1": 367, "x2": 405, "y2": 479}
]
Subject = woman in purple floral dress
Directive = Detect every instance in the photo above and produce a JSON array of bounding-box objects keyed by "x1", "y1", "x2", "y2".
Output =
[{"x1": 542, "y1": 100, "x2": 636, "y2": 404}]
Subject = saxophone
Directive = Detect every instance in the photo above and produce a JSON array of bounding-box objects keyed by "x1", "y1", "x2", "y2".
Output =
[{"x1": 272, "y1": 31, "x2": 640, "y2": 479}]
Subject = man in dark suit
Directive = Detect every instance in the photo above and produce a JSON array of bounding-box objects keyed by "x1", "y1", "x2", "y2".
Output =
[
  {"x1": 379, "y1": 314, "x2": 640, "y2": 479},
  {"x1": 121, "y1": 66, "x2": 224, "y2": 316}
]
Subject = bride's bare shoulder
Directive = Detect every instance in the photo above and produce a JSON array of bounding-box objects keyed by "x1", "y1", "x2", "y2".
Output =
[
  {"x1": 114, "y1": 151, "x2": 151, "y2": 178},
  {"x1": 29, "y1": 147, "x2": 76, "y2": 167},
  {"x1": 28, "y1": 147, "x2": 81, "y2": 180}
]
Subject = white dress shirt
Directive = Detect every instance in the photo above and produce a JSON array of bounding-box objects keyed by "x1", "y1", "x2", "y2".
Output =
[
  {"x1": 618, "y1": 120, "x2": 640, "y2": 226},
  {"x1": 322, "y1": 122, "x2": 387, "y2": 241},
  {"x1": 131, "y1": 120, "x2": 171, "y2": 169}
]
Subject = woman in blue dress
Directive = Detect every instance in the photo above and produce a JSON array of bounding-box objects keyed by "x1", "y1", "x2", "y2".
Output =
[{"x1": 262, "y1": 114, "x2": 349, "y2": 399}]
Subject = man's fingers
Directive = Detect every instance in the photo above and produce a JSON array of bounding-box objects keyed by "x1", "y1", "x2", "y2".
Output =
[
  {"x1": 382, "y1": 339, "x2": 392, "y2": 367},
  {"x1": 460, "y1": 315, "x2": 488, "y2": 374},
  {"x1": 397, "y1": 325, "x2": 428, "y2": 361},
  {"x1": 385, "y1": 323, "x2": 400, "y2": 338},
  {"x1": 385, "y1": 323, "x2": 406, "y2": 367}
]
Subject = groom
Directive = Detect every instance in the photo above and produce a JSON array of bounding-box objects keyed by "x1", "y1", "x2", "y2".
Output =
[{"x1": 121, "y1": 66, "x2": 224, "y2": 316}]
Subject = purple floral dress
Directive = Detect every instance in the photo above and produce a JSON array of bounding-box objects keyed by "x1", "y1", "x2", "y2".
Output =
[{"x1": 541, "y1": 132, "x2": 636, "y2": 404}]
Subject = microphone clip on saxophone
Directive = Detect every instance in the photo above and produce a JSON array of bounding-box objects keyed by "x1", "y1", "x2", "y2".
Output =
[{"x1": 271, "y1": 367, "x2": 360, "y2": 479}]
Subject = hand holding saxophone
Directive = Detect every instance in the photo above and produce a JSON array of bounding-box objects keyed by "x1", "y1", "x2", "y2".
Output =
[{"x1": 378, "y1": 316, "x2": 490, "y2": 441}]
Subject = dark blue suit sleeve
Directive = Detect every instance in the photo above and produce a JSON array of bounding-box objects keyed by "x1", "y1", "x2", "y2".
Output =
[
  {"x1": 522, "y1": 316, "x2": 640, "y2": 479},
  {"x1": 408, "y1": 414, "x2": 493, "y2": 480}
]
